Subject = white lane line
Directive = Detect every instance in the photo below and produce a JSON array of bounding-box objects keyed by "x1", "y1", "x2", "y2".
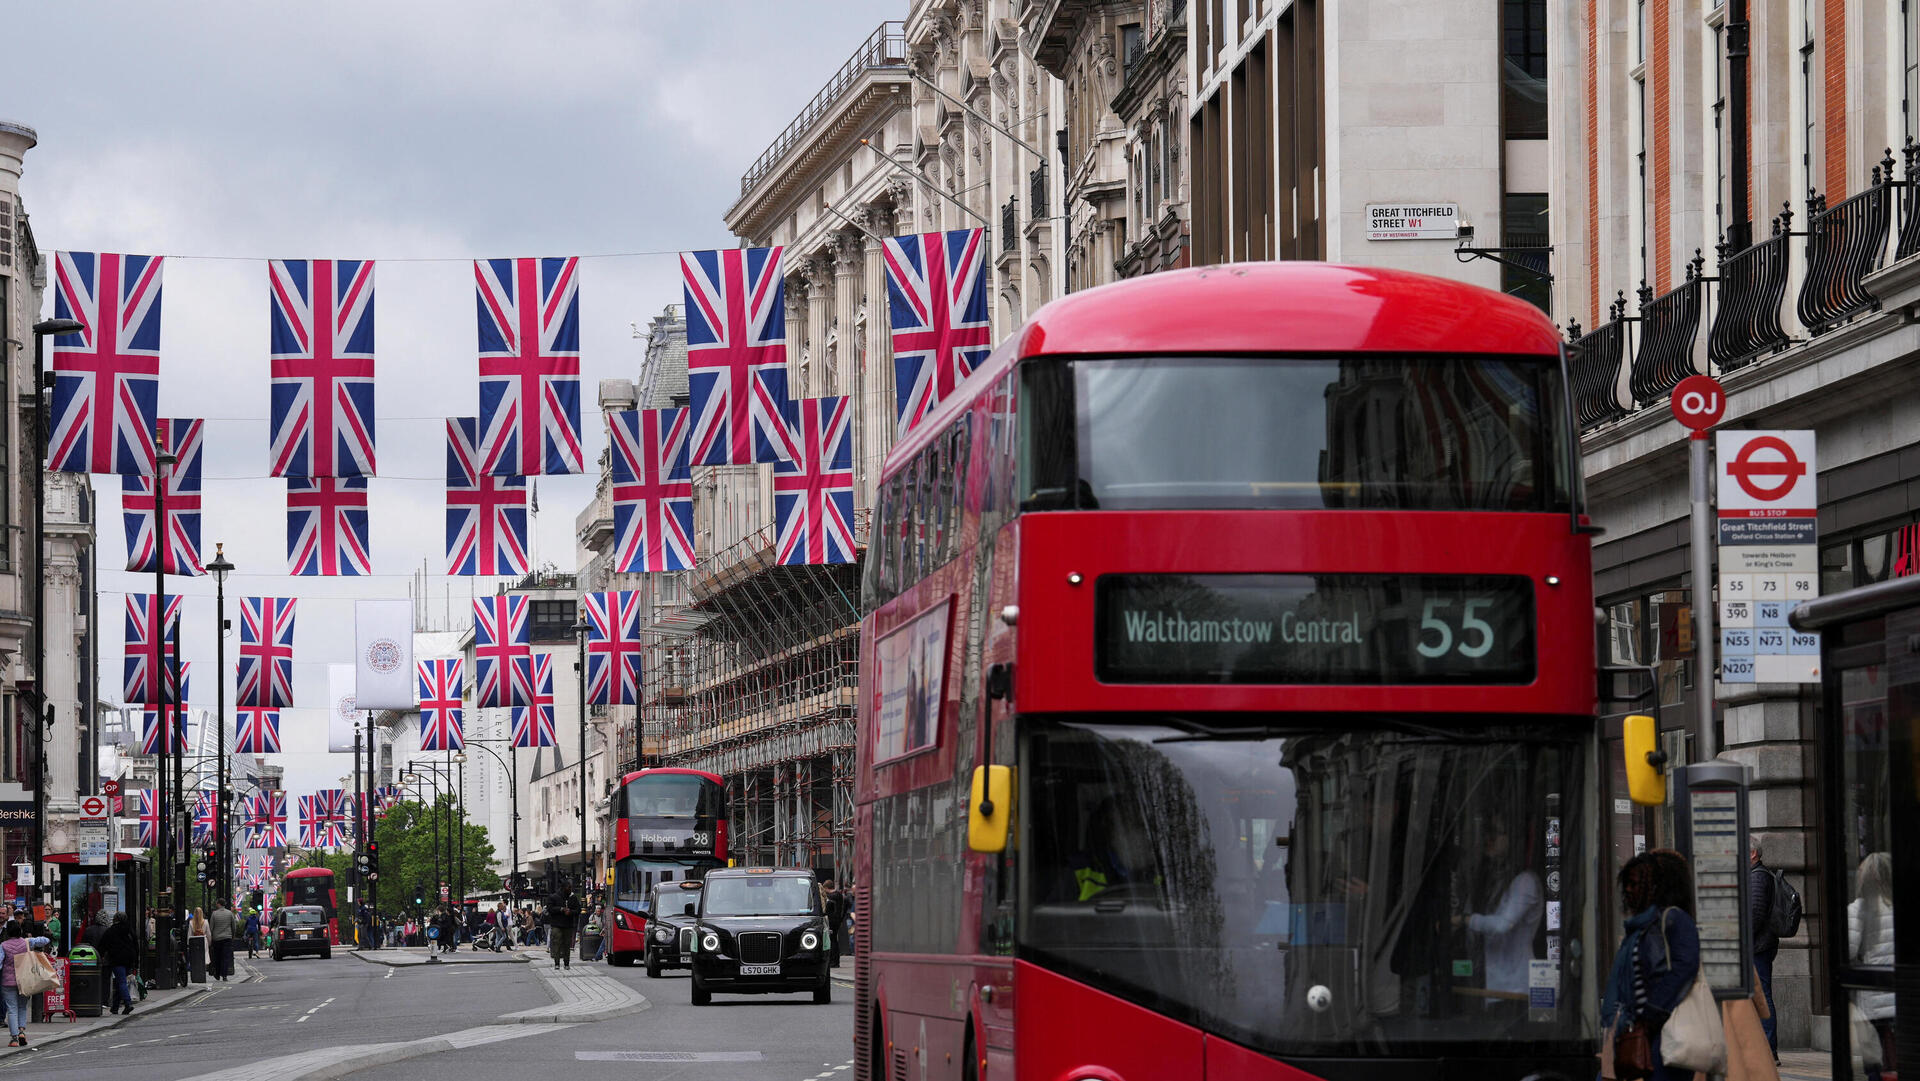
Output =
[
  {"x1": 383, "y1": 967, "x2": 395, "y2": 978},
  {"x1": 294, "y1": 996, "x2": 336, "y2": 1023}
]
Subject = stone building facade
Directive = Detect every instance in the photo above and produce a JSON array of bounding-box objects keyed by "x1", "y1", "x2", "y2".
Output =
[
  {"x1": 0, "y1": 121, "x2": 98, "y2": 897},
  {"x1": 1548, "y1": 0, "x2": 1920, "y2": 1050}
]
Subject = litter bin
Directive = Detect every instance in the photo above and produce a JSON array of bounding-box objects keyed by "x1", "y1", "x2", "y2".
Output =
[
  {"x1": 188, "y1": 935, "x2": 207, "y2": 983},
  {"x1": 67, "y1": 945, "x2": 105, "y2": 1018},
  {"x1": 578, "y1": 923, "x2": 602, "y2": 963}
]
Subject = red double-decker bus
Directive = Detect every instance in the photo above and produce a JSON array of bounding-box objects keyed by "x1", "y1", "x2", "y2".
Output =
[
  {"x1": 854, "y1": 264, "x2": 1599, "y2": 1081},
  {"x1": 282, "y1": 866, "x2": 339, "y2": 945},
  {"x1": 606, "y1": 767, "x2": 729, "y2": 966}
]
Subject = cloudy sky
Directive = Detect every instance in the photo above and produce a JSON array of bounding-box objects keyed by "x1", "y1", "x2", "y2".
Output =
[{"x1": 12, "y1": 0, "x2": 898, "y2": 797}]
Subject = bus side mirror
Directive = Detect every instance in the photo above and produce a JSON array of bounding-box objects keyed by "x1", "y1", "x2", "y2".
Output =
[
  {"x1": 1623, "y1": 713, "x2": 1668, "y2": 806},
  {"x1": 968, "y1": 765, "x2": 1012, "y2": 853}
]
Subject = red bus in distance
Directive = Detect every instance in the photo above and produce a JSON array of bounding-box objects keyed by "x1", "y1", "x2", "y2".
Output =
[
  {"x1": 606, "y1": 767, "x2": 729, "y2": 966},
  {"x1": 855, "y1": 263, "x2": 1598, "y2": 1081},
  {"x1": 282, "y1": 866, "x2": 339, "y2": 945}
]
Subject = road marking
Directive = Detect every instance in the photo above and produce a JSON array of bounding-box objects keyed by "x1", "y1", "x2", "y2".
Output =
[
  {"x1": 383, "y1": 967, "x2": 395, "y2": 978},
  {"x1": 576, "y1": 1051, "x2": 766, "y2": 1062},
  {"x1": 294, "y1": 996, "x2": 335, "y2": 1023}
]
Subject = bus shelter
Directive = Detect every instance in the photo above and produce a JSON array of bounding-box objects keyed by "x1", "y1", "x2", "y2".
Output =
[
  {"x1": 45, "y1": 851, "x2": 150, "y2": 955},
  {"x1": 1789, "y1": 575, "x2": 1915, "y2": 1077}
]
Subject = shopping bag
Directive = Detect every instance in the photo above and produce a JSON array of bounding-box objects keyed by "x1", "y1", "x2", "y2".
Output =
[
  {"x1": 14, "y1": 949, "x2": 59, "y2": 996},
  {"x1": 1661, "y1": 975, "x2": 1728, "y2": 1074}
]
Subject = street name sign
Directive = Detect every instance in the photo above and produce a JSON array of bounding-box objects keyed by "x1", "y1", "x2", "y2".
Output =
[
  {"x1": 1365, "y1": 203, "x2": 1459, "y2": 240},
  {"x1": 1716, "y1": 430, "x2": 1819, "y2": 683}
]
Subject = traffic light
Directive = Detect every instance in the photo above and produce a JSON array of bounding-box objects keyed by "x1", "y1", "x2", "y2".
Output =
[
  {"x1": 195, "y1": 857, "x2": 208, "y2": 883},
  {"x1": 413, "y1": 882, "x2": 424, "y2": 906}
]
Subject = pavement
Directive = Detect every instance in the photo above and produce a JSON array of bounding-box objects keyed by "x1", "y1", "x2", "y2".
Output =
[{"x1": 0, "y1": 973, "x2": 213, "y2": 1060}]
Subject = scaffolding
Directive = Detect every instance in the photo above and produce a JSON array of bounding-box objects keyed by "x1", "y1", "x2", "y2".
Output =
[{"x1": 633, "y1": 514, "x2": 867, "y2": 878}]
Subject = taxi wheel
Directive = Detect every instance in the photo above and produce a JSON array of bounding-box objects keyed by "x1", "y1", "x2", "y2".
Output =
[
  {"x1": 321, "y1": 949, "x2": 332, "y2": 960},
  {"x1": 646, "y1": 953, "x2": 662, "y2": 979},
  {"x1": 272, "y1": 951, "x2": 283, "y2": 962},
  {"x1": 814, "y1": 979, "x2": 832, "y2": 1005},
  {"x1": 690, "y1": 975, "x2": 711, "y2": 1006}
]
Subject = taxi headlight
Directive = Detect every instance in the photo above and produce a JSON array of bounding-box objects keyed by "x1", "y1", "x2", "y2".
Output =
[
  {"x1": 800, "y1": 931, "x2": 819, "y2": 951},
  {"x1": 654, "y1": 928, "x2": 673, "y2": 943},
  {"x1": 701, "y1": 931, "x2": 720, "y2": 953}
]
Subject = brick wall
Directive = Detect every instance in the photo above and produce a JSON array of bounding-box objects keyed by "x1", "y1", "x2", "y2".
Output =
[
  {"x1": 1652, "y1": 0, "x2": 1671, "y2": 291},
  {"x1": 1824, "y1": 0, "x2": 1846, "y2": 196}
]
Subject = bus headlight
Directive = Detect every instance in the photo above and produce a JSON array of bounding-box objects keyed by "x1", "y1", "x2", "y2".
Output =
[
  {"x1": 800, "y1": 931, "x2": 819, "y2": 951},
  {"x1": 701, "y1": 932, "x2": 720, "y2": 953}
]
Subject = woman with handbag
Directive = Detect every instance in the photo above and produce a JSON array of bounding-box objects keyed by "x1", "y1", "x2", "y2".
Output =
[
  {"x1": 1848, "y1": 852, "x2": 1896, "y2": 1079},
  {"x1": 1601, "y1": 849, "x2": 1715, "y2": 1081},
  {"x1": 0, "y1": 919, "x2": 53, "y2": 1047}
]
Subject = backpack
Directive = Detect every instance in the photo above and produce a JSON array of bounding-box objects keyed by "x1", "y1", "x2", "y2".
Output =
[{"x1": 1766, "y1": 868, "x2": 1803, "y2": 940}]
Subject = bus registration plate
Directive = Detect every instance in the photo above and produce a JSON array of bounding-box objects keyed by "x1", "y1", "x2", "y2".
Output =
[{"x1": 740, "y1": 963, "x2": 781, "y2": 976}]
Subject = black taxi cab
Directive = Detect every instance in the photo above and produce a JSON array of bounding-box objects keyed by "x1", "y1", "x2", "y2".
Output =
[
  {"x1": 643, "y1": 879, "x2": 704, "y2": 978},
  {"x1": 272, "y1": 905, "x2": 332, "y2": 961},
  {"x1": 688, "y1": 867, "x2": 831, "y2": 1005}
]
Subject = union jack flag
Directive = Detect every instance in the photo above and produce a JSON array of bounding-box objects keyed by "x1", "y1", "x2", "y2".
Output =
[
  {"x1": 122, "y1": 418, "x2": 206, "y2": 575},
  {"x1": 288, "y1": 476, "x2": 371, "y2": 575},
  {"x1": 123, "y1": 592, "x2": 183, "y2": 705},
  {"x1": 582, "y1": 591, "x2": 643, "y2": 706},
  {"x1": 417, "y1": 658, "x2": 465, "y2": 751},
  {"x1": 511, "y1": 652, "x2": 557, "y2": 748},
  {"x1": 681, "y1": 246, "x2": 800, "y2": 466},
  {"x1": 237, "y1": 596, "x2": 298, "y2": 708},
  {"x1": 49, "y1": 252, "x2": 163, "y2": 476},
  {"x1": 236, "y1": 705, "x2": 282, "y2": 754},
  {"x1": 297, "y1": 794, "x2": 325, "y2": 847},
  {"x1": 882, "y1": 229, "x2": 991, "y2": 436},
  {"x1": 319, "y1": 788, "x2": 354, "y2": 846},
  {"x1": 137, "y1": 790, "x2": 163, "y2": 847},
  {"x1": 445, "y1": 417, "x2": 530, "y2": 576},
  {"x1": 609, "y1": 408, "x2": 695, "y2": 572},
  {"x1": 251, "y1": 791, "x2": 288, "y2": 849},
  {"x1": 193, "y1": 789, "x2": 219, "y2": 844},
  {"x1": 141, "y1": 699, "x2": 191, "y2": 755},
  {"x1": 474, "y1": 258, "x2": 583, "y2": 476},
  {"x1": 773, "y1": 396, "x2": 856, "y2": 565},
  {"x1": 373, "y1": 784, "x2": 402, "y2": 817},
  {"x1": 268, "y1": 259, "x2": 377, "y2": 478},
  {"x1": 472, "y1": 595, "x2": 532, "y2": 709}
]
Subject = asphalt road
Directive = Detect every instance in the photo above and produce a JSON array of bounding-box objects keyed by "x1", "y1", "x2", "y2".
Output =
[
  {"x1": 349, "y1": 961, "x2": 856, "y2": 1081},
  {"x1": 6, "y1": 952, "x2": 550, "y2": 1081}
]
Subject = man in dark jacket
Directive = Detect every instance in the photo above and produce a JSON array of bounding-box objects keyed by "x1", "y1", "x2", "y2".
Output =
[
  {"x1": 100, "y1": 913, "x2": 140, "y2": 1016},
  {"x1": 1749, "y1": 838, "x2": 1780, "y2": 1058},
  {"x1": 545, "y1": 885, "x2": 578, "y2": 969},
  {"x1": 824, "y1": 882, "x2": 849, "y2": 967}
]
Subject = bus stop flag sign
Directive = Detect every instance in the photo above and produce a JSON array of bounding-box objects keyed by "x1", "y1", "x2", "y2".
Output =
[{"x1": 1715, "y1": 430, "x2": 1819, "y2": 683}]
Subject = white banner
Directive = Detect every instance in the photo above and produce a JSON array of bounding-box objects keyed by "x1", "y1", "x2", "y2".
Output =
[
  {"x1": 353, "y1": 599, "x2": 415, "y2": 710},
  {"x1": 327, "y1": 664, "x2": 358, "y2": 752}
]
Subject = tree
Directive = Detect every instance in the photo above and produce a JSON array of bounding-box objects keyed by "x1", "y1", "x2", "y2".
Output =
[{"x1": 358, "y1": 797, "x2": 501, "y2": 916}]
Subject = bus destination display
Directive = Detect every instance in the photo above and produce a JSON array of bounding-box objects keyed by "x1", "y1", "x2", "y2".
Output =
[{"x1": 1096, "y1": 573, "x2": 1535, "y2": 684}]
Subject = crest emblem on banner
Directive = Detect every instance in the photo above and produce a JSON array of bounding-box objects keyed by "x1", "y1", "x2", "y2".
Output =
[{"x1": 365, "y1": 639, "x2": 402, "y2": 673}]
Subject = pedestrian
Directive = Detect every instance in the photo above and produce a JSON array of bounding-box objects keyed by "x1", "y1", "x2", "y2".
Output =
[
  {"x1": 0, "y1": 918, "x2": 52, "y2": 1047},
  {"x1": 1848, "y1": 852, "x2": 1895, "y2": 1079},
  {"x1": 100, "y1": 912, "x2": 139, "y2": 1017},
  {"x1": 1748, "y1": 837, "x2": 1782, "y2": 1059},
  {"x1": 244, "y1": 908, "x2": 261, "y2": 959},
  {"x1": 825, "y1": 881, "x2": 848, "y2": 967},
  {"x1": 1601, "y1": 849, "x2": 1701, "y2": 1081},
  {"x1": 208, "y1": 898, "x2": 236, "y2": 981},
  {"x1": 83, "y1": 914, "x2": 109, "y2": 952},
  {"x1": 545, "y1": 884, "x2": 578, "y2": 969},
  {"x1": 44, "y1": 911, "x2": 61, "y2": 954}
]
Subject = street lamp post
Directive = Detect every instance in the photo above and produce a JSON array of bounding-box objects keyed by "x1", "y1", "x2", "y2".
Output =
[
  {"x1": 156, "y1": 442, "x2": 182, "y2": 988},
  {"x1": 27, "y1": 317, "x2": 81, "y2": 910},
  {"x1": 572, "y1": 617, "x2": 590, "y2": 894},
  {"x1": 460, "y1": 739, "x2": 518, "y2": 903},
  {"x1": 454, "y1": 752, "x2": 467, "y2": 906},
  {"x1": 206, "y1": 544, "x2": 233, "y2": 910}
]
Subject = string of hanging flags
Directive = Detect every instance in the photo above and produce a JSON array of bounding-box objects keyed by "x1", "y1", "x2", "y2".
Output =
[{"x1": 58, "y1": 231, "x2": 988, "y2": 577}]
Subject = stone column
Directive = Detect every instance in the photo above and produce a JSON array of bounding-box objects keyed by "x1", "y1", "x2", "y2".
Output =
[
  {"x1": 784, "y1": 274, "x2": 809, "y2": 397},
  {"x1": 803, "y1": 255, "x2": 831, "y2": 402},
  {"x1": 832, "y1": 231, "x2": 863, "y2": 401},
  {"x1": 858, "y1": 204, "x2": 896, "y2": 517}
]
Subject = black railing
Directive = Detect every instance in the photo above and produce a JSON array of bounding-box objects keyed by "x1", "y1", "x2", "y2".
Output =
[
  {"x1": 1001, "y1": 198, "x2": 1017, "y2": 252},
  {"x1": 1030, "y1": 163, "x2": 1049, "y2": 219},
  {"x1": 1708, "y1": 209, "x2": 1793, "y2": 371},
  {"x1": 1797, "y1": 154, "x2": 1896, "y2": 334},
  {"x1": 739, "y1": 22, "x2": 907, "y2": 197},
  {"x1": 1629, "y1": 256, "x2": 1707, "y2": 406},
  {"x1": 1899, "y1": 142, "x2": 1920, "y2": 261},
  {"x1": 1569, "y1": 297, "x2": 1632, "y2": 431}
]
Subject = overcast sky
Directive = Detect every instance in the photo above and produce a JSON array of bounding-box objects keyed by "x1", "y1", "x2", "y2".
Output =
[{"x1": 11, "y1": 0, "x2": 899, "y2": 798}]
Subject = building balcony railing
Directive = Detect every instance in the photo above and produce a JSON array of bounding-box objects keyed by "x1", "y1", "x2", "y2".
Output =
[
  {"x1": 1706, "y1": 212, "x2": 1794, "y2": 372},
  {"x1": 1001, "y1": 198, "x2": 1017, "y2": 252},
  {"x1": 1030, "y1": 163, "x2": 1049, "y2": 219},
  {"x1": 1628, "y1": 254, "x2": 1706, "y2": 407},
  {"x1": 1899, "y1": 143, "x2": 1920, "y2": 261},
  {"x1": 1796, "y1": 156, "x2": 1896, "y2": 334},
  {"x1": 1568, "y1": 297, "x2": 1632, "y2": 430},
  {"x1": 739, "y1": 21, "x2": 906, "y2": 197}
]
